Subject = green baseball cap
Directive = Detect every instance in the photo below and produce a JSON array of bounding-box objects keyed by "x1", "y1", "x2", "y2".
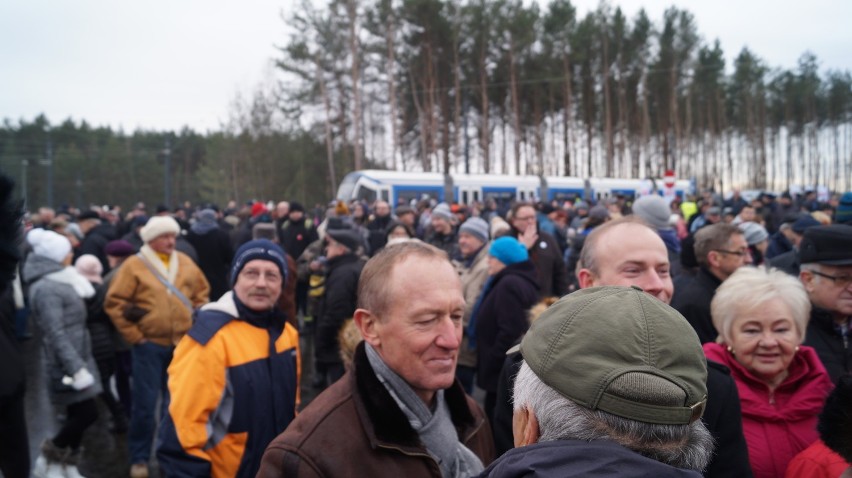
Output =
[{"x1": 516, "y1": 286, "x2": 707, "y2": 425}]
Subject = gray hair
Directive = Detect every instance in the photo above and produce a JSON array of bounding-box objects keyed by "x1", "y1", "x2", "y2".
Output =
[
  {"x1": 513, "y1": 361, "x2": 714, "y2": 472},
  {"x1": 711, "y1": 266, "x2": 810, "y2": 345}
]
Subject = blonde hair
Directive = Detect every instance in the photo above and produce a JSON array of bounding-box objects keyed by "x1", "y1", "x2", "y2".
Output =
[{"x1": 710, "y1": 266, "x2": 810, "y2": 344}]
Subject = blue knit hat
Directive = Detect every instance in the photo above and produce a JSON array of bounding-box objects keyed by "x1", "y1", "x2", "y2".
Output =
[
  {"x1": 836, "y1": 192, "x2": 852, "y2": 224},
  {"x1": 489, "y1": 236, "x2": 528, "y2": 266},
  {"x1": 230, "y1": 239, "x2": 287, "y2": 286}
]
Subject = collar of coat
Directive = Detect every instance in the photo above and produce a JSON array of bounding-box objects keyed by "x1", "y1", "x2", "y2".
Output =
[
  {"x1": 139, "y1": 244, "x2": 178, "y2": 284},
  {"x1": 351, "y1": 341, "x2": 479, "y2": 449}
]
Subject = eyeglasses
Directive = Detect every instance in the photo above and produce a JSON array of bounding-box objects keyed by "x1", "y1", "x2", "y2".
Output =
[
  {"x1": 240, "y1": 269, "x2": 283, "y2": 284},
  {"x1": 713, "y1": 249, "x2": 750, "y2": 257},
  {"x1": 809, "y1": 270, "x2": 852, "y2": 287}
]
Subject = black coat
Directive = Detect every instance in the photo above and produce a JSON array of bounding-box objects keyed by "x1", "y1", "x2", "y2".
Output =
[
  {"x1": 768, "y1": 249, "x2": 800, "y2": 277},
  {"x1": 671, "y1": 267, "x2": 721, "y2": 344},
  {"x1": 475, "y1": 261, "x2": 539, "y2": 393},
  {"x1": 512, "y1": 230, "x2": 568, "y2": 299},
  {"x1": 279, "y1": 218, "x2": 319, "y2": 262},
  {"x1": 186, "y1": 228, "x2": 233, "y2": 301},
  {"x1": 366, "y1": 215, "x2": 393, "y2": 256},
  {"x1": 315, "y1": 253, "x2": 365, "y2": 365},
  {"x1": 804, "y1": 307, "x2": 852, "y2": 383},
  {"x1": 79, "y1": 223, "x2": 117, "y2": 272}
]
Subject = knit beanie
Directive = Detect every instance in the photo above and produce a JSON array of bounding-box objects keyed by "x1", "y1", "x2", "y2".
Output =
[
  {"x1": 738, "y1": 222, "x2": 769, "y2": 246},
  {"x1": 105, "y1": 239, "x2": 135, "y2": 258},
  {"x1": 489, "y1": 236, "x2": 529, "y2": 266},
  {"x1": 139, "y1": 216, "x2": 181, "y2": 243},
  {"x1": 75, "y1": 254, "x2": 103, "y2": 284},
  {"x1": 459, "y1": 217, "x2": 489, "y2": 243},
  {"x1": 632, "y1": 195, "x2": 672, "y2": 231},
  {"x1": 27, "y1": 228, "x2": 71, "y2": 264},
  {"x1": 836, "y1": 192, "x2": 852, "y2": 224},
  {"x1": 431, "y1": 203, "x2": 453, "y2": 222},
  {"x1": 230, "y1": 239, "x2": 288, "y2": 286},
  {"x1": 251, "y1": 202, "x2": 268, "y2": 218}
]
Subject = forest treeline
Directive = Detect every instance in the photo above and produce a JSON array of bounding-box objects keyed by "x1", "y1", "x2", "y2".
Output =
[{"x1": 1, "y1": 0, "x2": 851, "y2": 211}]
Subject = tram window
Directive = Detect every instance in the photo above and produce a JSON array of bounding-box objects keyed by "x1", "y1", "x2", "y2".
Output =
[
  {"x1": 461, "y1": 191, "x2": 469, "y2": 205},
  {"x1": 355, "y1": 186, "x2": 377, "y2": 204},
  {"x1": 473, "y1": 191, "x2": 480, "y2": 202}
]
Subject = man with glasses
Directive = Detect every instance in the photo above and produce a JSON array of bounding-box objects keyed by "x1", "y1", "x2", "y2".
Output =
[
  {"x1": 672, "y1": 223, "x2": 752, "y2": 343},
  {"x1": 509, "y1": 203, "x2": 568, "y2": 298},
  {"x1": 799, "y1": 225, "x2": 852, "y2": 382},
  {"x1": 157, "y1": 239, "x2": 300, "y2": 477}
]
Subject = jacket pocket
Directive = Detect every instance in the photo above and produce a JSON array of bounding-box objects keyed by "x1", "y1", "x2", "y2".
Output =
[{"x1": 123, "y1": 305, "x2": 150, "y2": 323}]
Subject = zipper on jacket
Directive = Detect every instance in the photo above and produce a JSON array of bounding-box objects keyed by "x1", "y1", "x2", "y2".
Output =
[{"x1": 376, "y1": 444, "x2": 440, "y2": 470}]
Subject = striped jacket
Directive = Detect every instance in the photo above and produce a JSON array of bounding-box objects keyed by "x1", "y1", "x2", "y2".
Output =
[{"x1": 157, "y1": 292, "x2": 300, "y2": 478}]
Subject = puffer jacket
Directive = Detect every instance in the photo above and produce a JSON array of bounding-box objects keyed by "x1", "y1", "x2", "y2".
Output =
[
  {"x1": 23, "y1": 254, "x2": 103, "y2": 405},
  {"x1": 157, "y1": 292, "x2": 300, "y2": 478},
  {"x1": 704, "y1": 343, "x2": 834, "y2": 478},
  {"x1": 104, "y1": 248, "x2": 210, "y2": 346},
  {"x1": 257, "y1": 342, "x2": 495, "y2": 478}
]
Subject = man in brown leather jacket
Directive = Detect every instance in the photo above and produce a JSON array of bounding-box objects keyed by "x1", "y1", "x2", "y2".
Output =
[{"x1": 258, "y1": 241, "x2": 495, "y2": 477}]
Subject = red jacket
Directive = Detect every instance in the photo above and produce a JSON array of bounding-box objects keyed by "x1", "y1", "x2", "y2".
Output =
[
  {"x1": 704, "y1": 343, "x2": 833, "y2": 478},
  {"x1": 785, "y1": 440, "x2": 850, "y2": 478}
]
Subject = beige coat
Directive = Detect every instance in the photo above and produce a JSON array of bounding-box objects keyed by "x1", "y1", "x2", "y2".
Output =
[
  {"x1": 454, "y1": 243, "x2": 490, "y2": 368},
  {"x1": 105, "y1": 247, "x2": 209, "y2": 346}
]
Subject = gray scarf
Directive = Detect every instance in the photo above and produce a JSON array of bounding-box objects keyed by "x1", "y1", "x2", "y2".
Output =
[{"x1": 365, "y1": 343, "x2": 483, "y2": 477}]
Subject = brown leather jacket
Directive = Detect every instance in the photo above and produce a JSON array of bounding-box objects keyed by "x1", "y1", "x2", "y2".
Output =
[{"x1": 257, "y1": 342, "x2": 495, "y2": 477}]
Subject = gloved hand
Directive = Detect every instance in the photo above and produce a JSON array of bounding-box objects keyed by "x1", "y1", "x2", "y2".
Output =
[{"x1": 61, "y1": 367, "x2": 95, "y2": 391}]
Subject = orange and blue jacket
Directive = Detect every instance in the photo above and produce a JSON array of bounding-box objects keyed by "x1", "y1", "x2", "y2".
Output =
[{"x1": 157, "y1": 292, "x2": 300, "y2": 478}]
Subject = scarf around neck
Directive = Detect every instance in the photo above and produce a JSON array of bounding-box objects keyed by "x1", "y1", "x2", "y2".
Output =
[
  {"x1": 45, "y1": 266, "x2": 95, "y2": 299},
  {"x1": 365, "y1": 343, "x2": 483, "y2": 477}
]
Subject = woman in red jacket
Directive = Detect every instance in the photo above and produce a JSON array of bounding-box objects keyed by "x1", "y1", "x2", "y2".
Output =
[{"x1": 704, "y1": 267, "x2": 834, "y2": 478}]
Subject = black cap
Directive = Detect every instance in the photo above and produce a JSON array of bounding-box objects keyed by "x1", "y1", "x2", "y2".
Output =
[
  {"x1": 326, "y1": 227, "x2": 363, "y2": 252},
  {"x1": 289, "y1": 202, "x2": 305, "y2": 213},
  {"x1": 792, "y1": 216, "x2": 821, "y2": 234},
  {"x1": 799, "y1": 225, "x2": 852, "y2": 265},
  {"x1": 78, "y1": 210, "x2": 100, "y2": 221}
]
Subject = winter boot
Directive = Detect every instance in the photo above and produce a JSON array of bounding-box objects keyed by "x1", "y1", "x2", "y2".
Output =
[
  {"x1": 32, "y1": 440, "x2": 68, "y2": 478},
  {"x1": 63, "y1": 448, "x2": 86, "y2": 478}
]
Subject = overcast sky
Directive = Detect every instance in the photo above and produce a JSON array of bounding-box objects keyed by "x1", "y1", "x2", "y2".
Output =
[{"x1": 2, "y1": 0, "x2": 850, "y2": 133}]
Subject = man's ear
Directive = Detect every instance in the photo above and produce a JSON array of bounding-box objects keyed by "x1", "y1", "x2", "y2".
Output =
[
  {"x1": 706, "y1": 251, "x2": 721, "y2": 269},
  {"x1": 512, "y1": 407, "x2": 540, "y2": 448},
  {"x1": 799, "y1": 270, "x2": 816, "y2": 293},
  {"x1": 577, "y1": 268, "x2": 595, "y2": 289},
  {"x1": 354, "y1": 308, "x2": 380, "y2": 347}
]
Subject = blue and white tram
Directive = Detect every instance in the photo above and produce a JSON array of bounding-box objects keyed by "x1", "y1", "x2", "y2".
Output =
[{"x1": 336, "y1": 170, "x2": 693, "y2": 206}]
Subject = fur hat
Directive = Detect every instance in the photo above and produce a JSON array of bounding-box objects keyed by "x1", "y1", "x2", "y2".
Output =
[
  {"x1": 75, "y1": 254, "x2": 103, "y2": 284},
  {"x1": 139, "y1": 216, "x2": 181, "y2": 243},
  {"x1": 27, "y1": 228, "x2": 72, "y2": 264}
]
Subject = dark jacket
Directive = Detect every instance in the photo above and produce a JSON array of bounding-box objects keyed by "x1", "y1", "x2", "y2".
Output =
[
  {"x1": 424, "y1": 228, "x2": 458, "y2": 257},
  {"x1": 257, "y1": 343, "x2": 495, "y2": 478},
  {"x1": 478, "y1": 439, "x2": 702, "y2": 477},
  {"x1": 804, "y1": 307, "x2": 851, "y2": 383},
  {"x1": 671, "y1": 267, "x2": 722, "y2": 344},
  {"x1": 315, "y1": 253, "x2": 364, "y2": 365},
  {"x1": 768, "y1": 249, "x2": 800, "y2": 277},
  {"x1": 512, "y1": 230, "x2": 568, "y2": 299},
  {"x1": 366, "y1": 214, "x2": 394, "y2": 256},
  {"x1": 475, "y1": 261, "x2": 539, "y2": 393},
  {"x1": 185, "y1": 227, "x2": 233, "y2": 301},
  {"x1": 79, "y1": 222, "x2": 117, "y2": 272},
  {"x1": 279, "y1": 217, "x2": 318, "y2": 262},
  {"x1": 491, "y1": 352, "x2": 753, "y2": 477}
]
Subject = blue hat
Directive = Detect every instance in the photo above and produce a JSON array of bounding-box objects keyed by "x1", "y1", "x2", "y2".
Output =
[
  {"x1": 230, "y1": 239, "x2": 287, "y2": 286},
  {"x1": 489, "y1": 236, "x2": 528, "y2": 266},
  {"x1": 836, "y1": 192, "x2": 852, "y2": 224}
]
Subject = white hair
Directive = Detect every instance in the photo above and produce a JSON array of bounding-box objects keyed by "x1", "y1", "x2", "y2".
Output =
[{"x1": 513, "y1": 362, "x2": 714, "y2": 472}]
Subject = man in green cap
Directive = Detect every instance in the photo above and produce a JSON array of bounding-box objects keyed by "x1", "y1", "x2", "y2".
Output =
[{"x1": 480, "y1": 286, "x2": 713, "y2": 477}]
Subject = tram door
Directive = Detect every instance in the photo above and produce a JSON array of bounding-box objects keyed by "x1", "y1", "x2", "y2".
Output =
[{"x1": 458, "y1": 187, "x2": 481, "y2": 206}]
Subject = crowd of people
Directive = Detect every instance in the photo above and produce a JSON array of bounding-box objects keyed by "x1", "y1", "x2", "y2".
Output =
[{"x1": 1, "y1": 179, "x2": 851, "y2": 478}]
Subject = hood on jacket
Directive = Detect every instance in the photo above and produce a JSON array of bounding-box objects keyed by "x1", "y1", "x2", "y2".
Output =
[{"x1": 22, "y1": 253, "x2": 65, "y2": 285}]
